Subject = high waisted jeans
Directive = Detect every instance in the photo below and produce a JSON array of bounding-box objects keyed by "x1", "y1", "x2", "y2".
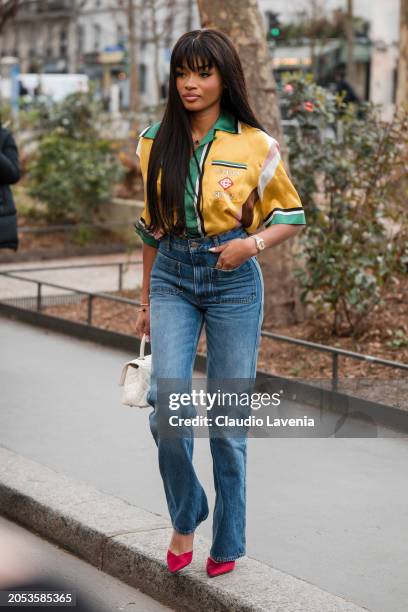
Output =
[{"x1": 146, "y1": 226, "x2": 264, "y2": 562}]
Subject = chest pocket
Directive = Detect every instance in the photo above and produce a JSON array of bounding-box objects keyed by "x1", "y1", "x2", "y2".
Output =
[{"x1": 211, "y1": 160, "x2": 248, "y2": 170}]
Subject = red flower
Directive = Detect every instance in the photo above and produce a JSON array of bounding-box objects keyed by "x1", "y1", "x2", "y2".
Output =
[{"x1": 304, "y1": 101, "x2": 314, "y2": 112}]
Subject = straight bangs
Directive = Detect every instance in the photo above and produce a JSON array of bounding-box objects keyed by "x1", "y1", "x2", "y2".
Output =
[{"x1": 171, "y1": 37, "x2": 216, "y2": 75}]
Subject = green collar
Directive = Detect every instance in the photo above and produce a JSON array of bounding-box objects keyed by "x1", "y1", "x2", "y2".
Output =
[
  {"x1": 141, "y1": 108, "x2": 238, "y2": 142},
  {"x1": 211, "y1": 108, "x2": 238, "y2": 134},
  {"x1": 199, "y1": 108, "x2": 238, "y2": 146}
]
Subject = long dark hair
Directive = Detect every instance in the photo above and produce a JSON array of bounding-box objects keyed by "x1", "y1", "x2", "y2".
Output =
[{"x1": 145, "y1": 28, "x2": 268, "y2": 236}]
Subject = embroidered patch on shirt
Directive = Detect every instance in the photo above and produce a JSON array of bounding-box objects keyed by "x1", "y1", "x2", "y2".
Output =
[
  {"x1": 214, "y1": 167, "x2": 243, "y2": 176},
  {"x1": 218, "y1": 176, "x2": 234, "y2": 190}
]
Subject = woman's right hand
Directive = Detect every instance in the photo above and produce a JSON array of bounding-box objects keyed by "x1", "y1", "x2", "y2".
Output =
[{"x1": 135, "y1": 308, "x2": 150, "y2": 340}]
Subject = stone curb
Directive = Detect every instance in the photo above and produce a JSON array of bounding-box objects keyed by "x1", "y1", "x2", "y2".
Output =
[{"x1": 0, "y1": 446, "x2": 369, "y2": 612}]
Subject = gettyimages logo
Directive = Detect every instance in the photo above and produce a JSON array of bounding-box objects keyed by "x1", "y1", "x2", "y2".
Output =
[
  {"x1": 149, "y1": 377, "x2": 396, "y2": 439},
  {"x1": 167, "y1": 388, "x2": 282, "y2": 411},
  {"x1": 153, "y1": 378, "x2": 320, "y2": 438},
  {"x1": 166, "y1": 388, "x2": 314, "y2": 430}
]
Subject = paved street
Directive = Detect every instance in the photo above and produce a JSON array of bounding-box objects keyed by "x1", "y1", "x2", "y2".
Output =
[
  {"x1": 0, "y1": 515, "x2": 172, "y2": 611},
  {"x1": 0, "y1": 253, "x2": 143, "y2": 300},
  {"x1": 1, "y1": 317, "x2": 408, "y2": 612}
]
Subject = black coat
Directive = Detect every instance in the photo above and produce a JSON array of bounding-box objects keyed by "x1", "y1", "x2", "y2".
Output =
[{"x1": 0, "y1": 126, "x2": 21, "y2": 250}]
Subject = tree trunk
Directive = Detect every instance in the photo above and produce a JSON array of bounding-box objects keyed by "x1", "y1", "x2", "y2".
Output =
[
  {"x1": 345, "y1": 0, "x2": 356, "y2": 87},
  {"x1": 196, "y1": 0, "x2": 305, "y2": 326},
  {"x1": 186, "y1": 0, "x2": 194, "y2": 31},
  {"x1": 127, "y1": 0, "x2": 139, "y2": 112},
  {"x1": 147, "y1": 0, "x2": 161, "y2": 103},
  {"x1": 397, "y1": 0, "x2": 408, "y2": 105},
  {"x1": 309, "y1": 0, "x2": 318, "y2": 81}
]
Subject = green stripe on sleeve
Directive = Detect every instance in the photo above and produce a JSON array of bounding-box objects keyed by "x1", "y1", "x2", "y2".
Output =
[{"x1": 265, "y1": 211, "x2": 306, "y2": 226}]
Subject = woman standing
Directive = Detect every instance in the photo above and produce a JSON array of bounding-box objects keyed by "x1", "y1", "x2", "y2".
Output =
[
  {"x1": 0, "y1": 121, "x2": 20, "y2": 251},
  {"x1": 135, "y1": 29, "x2": 306, "y2": 577}
]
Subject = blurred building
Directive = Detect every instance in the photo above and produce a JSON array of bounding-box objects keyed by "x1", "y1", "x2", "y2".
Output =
[
  {"x1": 259, "y1": 0, "x2": 400, "y2": 118},
  {"x1": 0, "y1": 0, "x2": 77, "y2": 74},
  {"x1": 74, "y1": 0, "x2": 195, "y2": 108},
  {"x1": 0, "y1": 0, "x2": 193, "y2": 108},
  {"x1": 0, "y1": 0, "x2": 401, "y2": 117}
]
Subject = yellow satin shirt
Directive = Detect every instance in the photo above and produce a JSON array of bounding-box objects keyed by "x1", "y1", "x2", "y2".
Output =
[{"x1": 135, "y1": 108, "x2": 306, "y2": 247}]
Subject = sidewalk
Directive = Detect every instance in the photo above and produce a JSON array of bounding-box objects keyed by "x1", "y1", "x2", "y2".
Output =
[
  {"x1": 1, "y1": 317, "x2": 407, "y2": 610},
  {"x1": 0, "y1": 252, "x2": 143, "y2": 300},
  {"x1": 0, "y1": 447, "x2": 367, "y2": 612},
  {"x1": 0, "y1": 515, "x2": 172, "y2": 611}
]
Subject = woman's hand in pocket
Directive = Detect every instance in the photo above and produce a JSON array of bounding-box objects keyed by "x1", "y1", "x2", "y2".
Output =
[{"x1": 208, "y1": 237, "x2": 255, "y2": 270}]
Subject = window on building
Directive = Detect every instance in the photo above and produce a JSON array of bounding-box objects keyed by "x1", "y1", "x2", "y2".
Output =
[
  {"x1": 30, "y1": 30, "x2": 37, "y2": 56},
  {"x1": 116, "y1": 23, "x2": 124, "y2": 45},
  {"x1": 59, "y1": 29, "x2": 67, "y2": 57},
  {"x1": 138, "y1": 63, "x2": 146, "y2": 93},
  {"x1": 94, "y1": 23, "x2": 101, "y2": 52},
  {"x1": 77, "y1": 24, "x2": 84, "y2": 54},
  {"x1": 141, "y1": 19, "x2": 148, "y2": 50}
]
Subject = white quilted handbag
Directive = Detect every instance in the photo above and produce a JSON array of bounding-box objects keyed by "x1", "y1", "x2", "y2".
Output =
[{"x1": 119, "y1": 334, "x2": 152, "y2": 408}]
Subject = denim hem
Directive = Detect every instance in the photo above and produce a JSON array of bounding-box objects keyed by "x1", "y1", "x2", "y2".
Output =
[
  {"x1": 173, "y1": 511, "x2": 209, "y2": 535},
  {"x1": 172, "y1": 525, "x2": 196, "y2": 535},
  {"x1": 209, "y1": 550, "x2": 246, "y2": 563}
]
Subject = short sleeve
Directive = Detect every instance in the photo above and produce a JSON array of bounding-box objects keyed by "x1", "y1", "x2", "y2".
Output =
[
  {"x1": 134, "y1": 132, "x2": 160, "y2": 248},
  {"x1": 257, "y1": 137, "x2": 306, "y2": 227}
]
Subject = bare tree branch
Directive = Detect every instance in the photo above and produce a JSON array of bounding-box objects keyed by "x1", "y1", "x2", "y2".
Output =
[{"x1": 0, "y1": 0, "x2": 22, "y2": 35}]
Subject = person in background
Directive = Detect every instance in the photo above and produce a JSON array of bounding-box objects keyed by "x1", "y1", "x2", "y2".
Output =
[
  {"x1": 0, "y1": 120, "x2": 21, "y2": 250},
  {"x1": 329, "y1": 63, "x2": 361, "y2": 105}
]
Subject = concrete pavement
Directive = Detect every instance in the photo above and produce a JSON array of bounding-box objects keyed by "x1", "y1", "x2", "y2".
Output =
[
  {"x1": 0, "y1": 446, "x2": 367, "y2": 612},
  {"x1": 1, "y1": 317, "x2": 407, "y2": 611},
  {"x1": 0, "y1": 515, "x2": 172, "y2": 611}
]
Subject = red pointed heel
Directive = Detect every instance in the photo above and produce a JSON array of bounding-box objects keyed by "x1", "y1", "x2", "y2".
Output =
[
  {"x1": 167, "y1": 549, "x2": 193, "y2": 573},
  {"x1": 206, "y1": 556, "x2": 236, "y2": 577}
]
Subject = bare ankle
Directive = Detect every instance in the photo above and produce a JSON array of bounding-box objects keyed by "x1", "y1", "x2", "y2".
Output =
[{"x1": 169, "y1": 529, "x2": 194, "y2": 554}]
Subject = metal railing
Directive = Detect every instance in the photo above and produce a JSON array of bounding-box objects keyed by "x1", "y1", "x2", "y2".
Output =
[
  {"x1": 260, "y1": 330, "x2": 408, "y2": 390},
  {"x1": 18, "y1": 220, "x2": 136, "y2": 236},
  {"x1": 1, "y1": 273, "x2": 138, "y2": 325},
  {"x1": 3, "y1": 261, "x2": 140, "y2": 292},
  {"x1": 1, "y1": 262, "x2": 407, "y2": 391}
]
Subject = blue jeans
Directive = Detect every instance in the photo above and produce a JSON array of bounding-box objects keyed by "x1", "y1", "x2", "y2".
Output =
[{"x1": 146, "y1": 226, "x2": 264, "y2": 562}]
